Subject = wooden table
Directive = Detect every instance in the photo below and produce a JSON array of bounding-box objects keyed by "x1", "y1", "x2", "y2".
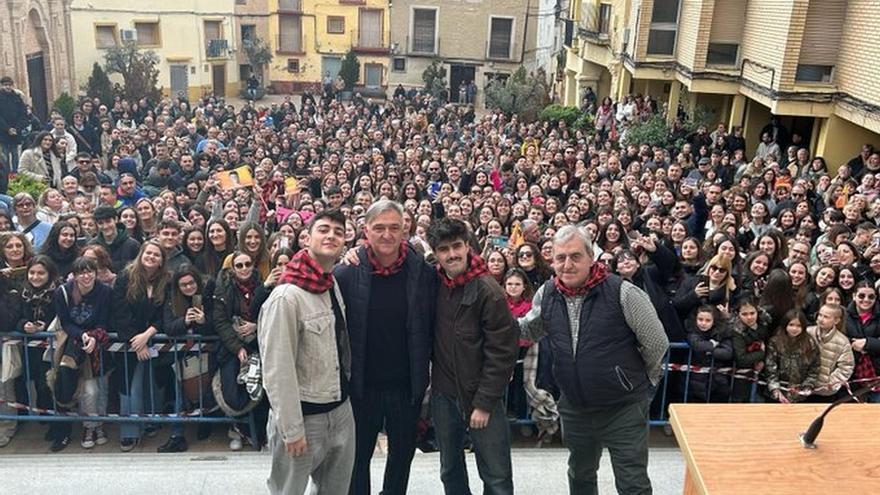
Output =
[{"x1": 669, "y1": 403, "x2": 880, "y2": 494}]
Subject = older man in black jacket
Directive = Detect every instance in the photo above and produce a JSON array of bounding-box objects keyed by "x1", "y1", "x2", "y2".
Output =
[
  {"x1": 520, "y1": 225, "x2": 669, "y2": 495},
  {"x1": 334, "y1": 200, "x2": 436, "y2": 495}
]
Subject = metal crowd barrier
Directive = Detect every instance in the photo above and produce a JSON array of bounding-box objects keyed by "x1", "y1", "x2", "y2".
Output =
[
  {"x1": 507, "y1": 341, "x2": 760, "y2": 430},
  {"x1": 0, "y1": 332, "x2": 255, "y2": 434}
]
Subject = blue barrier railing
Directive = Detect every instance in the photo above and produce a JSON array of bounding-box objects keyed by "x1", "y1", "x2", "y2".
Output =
[
  {"x1": 0, "y1": 332, "x2": 256, "y2": 435},
  {"x1": 509, "y1": 341, "x2": 760, "y2": 430}
]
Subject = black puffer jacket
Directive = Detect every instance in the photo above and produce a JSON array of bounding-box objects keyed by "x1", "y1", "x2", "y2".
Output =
[{"x1": 111, "y1": 270, "x2": 164, "y2": 342}]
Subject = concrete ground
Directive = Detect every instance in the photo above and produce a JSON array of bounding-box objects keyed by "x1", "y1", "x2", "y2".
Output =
[
  {"x1": 0, "y1": 422, "x2": 684, "y2": 493},
  {"x1": 0, "y1": 448, "x2": 685, "y2": 494}
]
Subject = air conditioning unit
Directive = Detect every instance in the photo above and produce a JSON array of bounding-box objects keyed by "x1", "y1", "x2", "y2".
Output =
[{"x1": 120, "y1": 29, "x2": 137, "y2": 42}]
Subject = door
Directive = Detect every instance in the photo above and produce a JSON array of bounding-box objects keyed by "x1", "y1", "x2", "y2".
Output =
[
  {"x1": 322, "y1": 56, "x2": 342, "y2": 79},
  {"x1": 26, "y1": 53, "x2": 48, "y2": 121},
  {"x1": 212, "y1": 65, "x2": 226, "y2": 97},
  {"x1": 364, "y1": 64, "x2": 382, "y2": 88},
  {"x1": 170, "y1": 65, "x2": 189, "y2": 98},
  {"x1": 449, "y1": 65, "x2": 475, "y2": 103}
]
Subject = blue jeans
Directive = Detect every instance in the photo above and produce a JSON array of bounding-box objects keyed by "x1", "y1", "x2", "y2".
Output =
[
  {"x1": 119, "y1": 359, "x2": 162, "y2": 440},
  {"x1": 431, "y1": 393, "x2": 513, "y2": 495}
]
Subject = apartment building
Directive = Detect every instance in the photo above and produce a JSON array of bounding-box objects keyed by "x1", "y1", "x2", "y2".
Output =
[
  {"x1": 70, "y1": 0, "x2": 240, "y2": 100},
  {"x1": 235, "y1": 0, "x2": 272, "y2": 87},
  {"x1": 0, "y1": 0, "x2": 76, "y2": 120},
  {"x1": 387, "y1": 0, "x2": 540, "y2": 104},
  {"x1": 267, "y1": 0, "x2": 390, "y2": 93},
  {"x1": 563, "y1": 0, "x2": 880, "y2": 169}
]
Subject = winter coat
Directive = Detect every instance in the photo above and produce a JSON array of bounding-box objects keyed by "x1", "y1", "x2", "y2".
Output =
[
  {"x1": 333, "y1": 245, "x2": 436, "y2": 403},
  {"x1": 18, "y1": 148, "x2": 65, "y2": 189},
  {"x1": 731, "y1": 308, "x2": 773, "y2": 369},
  {"x1": 806, "y1": 325, "x2": 854, "y2": 396},
  {"x1": 631, "y1": 244, "x2": 687, "y2": 342},
  {"x1": 110, "y1": 271, "x2": 164, "y2": 342},
  {"x1": 211, "y1": 268, "x2": 261, "y2": 358},
  {"x1": 844, "y1": 301, "x2": 880, "y2": 377},
  {"x1": 15, "y1": 283, "x2": 58, "y2": 332},
  {"x1": 685, "y1": 318, "x2": 734, "y2": 402},
  {"x1": 0, "y1": 89, "x2": 27, "y2": 145},
  {"x1": 88, "y1": 225, "x2": 141, "y2": 273},
  {"x1": 765, "y1": 336, "x2": 819, "y2": 402}
]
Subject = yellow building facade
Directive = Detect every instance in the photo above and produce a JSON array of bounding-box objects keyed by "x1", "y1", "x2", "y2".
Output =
[
  {"x1": 267, "y1": 0, "x2": 390, "y2": 93},
  {"x1": 563, "y1": 0, "x2": 880, "y2": 169},
  {"x1": 70, "y1": 0, "x2": 240, "y2": 101}
]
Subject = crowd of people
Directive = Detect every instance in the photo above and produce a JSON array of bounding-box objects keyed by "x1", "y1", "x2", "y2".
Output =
[{"x1": 1, "y1": 70, "x2": 880, "y2": 493}]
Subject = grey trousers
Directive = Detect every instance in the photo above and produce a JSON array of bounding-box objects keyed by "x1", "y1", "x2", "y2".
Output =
[
  {"x1": 558, "y1": 397, "x2": 652, "y2": 495},
  {"x1": 267, "y1": 399, "x2": 355, "y2": 495}
]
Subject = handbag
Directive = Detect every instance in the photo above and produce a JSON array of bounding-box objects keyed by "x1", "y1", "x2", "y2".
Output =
[
  {"x1": 0, "y1": 340, "x2": 23, "y2": 383},
  {"x1": 175, "y1": 353, "x2": 213, "y2": 403}
]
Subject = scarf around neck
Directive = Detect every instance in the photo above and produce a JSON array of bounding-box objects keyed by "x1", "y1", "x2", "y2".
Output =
[
  {"x1": 281, "y1": 249, "x2": 334, "y2": 294},
  {"x1": 440, "y1": 251, "x2": 488, "y2": 289},
  {"x1": 554, "y1": 262, "x2": 609, "y2": 298},
  {"x1": 366, "y1": 241, "x2": 407, "y2": 276}
]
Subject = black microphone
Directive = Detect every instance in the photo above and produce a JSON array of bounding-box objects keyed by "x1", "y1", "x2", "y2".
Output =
[{"x1": 799, "y1": 377, "x2": 880, "y2": 449}]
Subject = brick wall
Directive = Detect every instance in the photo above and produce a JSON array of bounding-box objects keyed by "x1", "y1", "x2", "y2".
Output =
[
  {"x1": 740, "y1": 0, "x2": 804, "y2": 91},
  {"x1": 835, "y1": 0, "x2": 880, "y2": 110},
  {"x1": 675, "y1": 0, "x2": 701, "y2": 68}
]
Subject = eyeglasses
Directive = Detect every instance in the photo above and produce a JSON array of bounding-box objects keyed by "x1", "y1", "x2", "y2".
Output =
[
  {"x1": 857, "y1": 293, "x2": 876, "y2": 301},
  {"x1": 792, "y1": 193, "x2": 804, "y2": 198},
  {"x1": 708, "y1": 265, "x2": 728, "y2": 274},
  {"x1": 77, "y1": 160, "x2": 90, "y2": 164},
  {"x1": 234, "y1": 261, "x2": 253, "y2": 269},
  {"x1": 518, "y1": 251, "x2": 534, "y2": 259}
]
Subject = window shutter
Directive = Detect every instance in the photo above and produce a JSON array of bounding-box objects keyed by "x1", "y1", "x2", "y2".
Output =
[
  {"x1": 799, "y1": 0, "x2": 846, "y2": 66},
  {"x1": 489, "y1": 18, "x2": 513, "y2": 59},
  {"x1": 412, "y1": 9, "x2": 436, "y2": 53},
  {"x1": 710, "y1": 1, "x2": 745, "y2": 43},
  {"x1": 359, "y1": 10, "x2": 382, "y2": 48}
]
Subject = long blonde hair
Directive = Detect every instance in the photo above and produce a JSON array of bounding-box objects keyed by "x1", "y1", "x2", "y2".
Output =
[
  {"x1": 125, "y1": 239, "x2": 169, "y2": 305},
  {"x1": 700, "y1": 253, "x2": 737, "y2": 292}
]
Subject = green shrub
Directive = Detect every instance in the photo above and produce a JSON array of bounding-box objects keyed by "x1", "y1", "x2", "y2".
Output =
[
  {"x1": 339, "y1": 50, "x2": 360, "y2": 91},
  {"x1": 539, "y1": 104, "x2": 582, "y2": 127},
  {"x1": 7, "y1": 173, "x2": 48, "y2": 200},
  {"x1": 52, "y1": 92, "x2": 77, "y2": 121}
]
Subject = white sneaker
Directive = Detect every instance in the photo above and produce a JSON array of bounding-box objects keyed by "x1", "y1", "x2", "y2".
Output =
[{"x1": 229, "y1": 437, "x2": 243, "y2": 451}]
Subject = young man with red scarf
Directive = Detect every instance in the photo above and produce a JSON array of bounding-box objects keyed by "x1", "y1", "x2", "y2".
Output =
[
  {"x1": 257, "y1": 209, "x2": 354, "y2": 495},
  {"x1": 427, "y1": 217, "x2": 518, "y2": 495},
  {"x1": 333, "y1": 200, "x2": 436, "y2": 495},
  {"x1": 518, "y1": 225, "x2": 669, "y2": 495}
]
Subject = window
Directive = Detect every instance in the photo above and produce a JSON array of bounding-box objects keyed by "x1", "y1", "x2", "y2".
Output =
[
  {"x1": 796, "y1": 64, "x2": 834, "y2": 83},
  {"x1": 287, "y1": 59, "x2": 300, "y2": 72},
  {"x1": 204, "y1": 21, "x2": 222, "y2": 45},
  {"x1": 392, "y1": 57, "x2": 406, "y2": 72},
  {"x1": 95, "y1": 25, "x2": 117, "y2": 49},
  {"x1": 279, "y1": 15, "x2": 303, "y2": 53},
  {"x1": 358, "y1": 10, "x2": 383, "y2": 48},
  {"x1": 327, "y1": 16, "x2": 345, "y2": 34},
  {"x1": 488, "y1": 17, "x2": 514, "y2": 59},
  {"x1": 241, "y1": 24, "x2": 256, "y2": 43},
  {"x1": 279, "y1": 0, "x2": 302, "y2": 11},
  {"x1": 598, "y1": 4, "x2": 611, "y2": 35},
  {"x1": 134, "y1": 22, "x2": 160, "y2": 47},
  {"x1": 706, "y1": 43, "x2": 738, "y2": 66},
  {"x1": 411, "y1": 8, "x2": 437, "y2": 54},
  {"x1": 646, "y1": 0, "x2": 679, "y2": 56}
]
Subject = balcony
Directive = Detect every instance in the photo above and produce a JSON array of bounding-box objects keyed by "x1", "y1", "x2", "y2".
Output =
[
  {"x1": 352, "y1": 31, "x2": 388, "y2": 54},
  {"x1": 278, "y1": 0, "x2": 301, "y2": 13},
  {"x1": 577, "y1": 3, "x2": 611, "y2": 45},
  {"x1": 406, "y1": 34, "x2": 440, "y2": 57},
  {"x1": 277, "y1": 34, "x2": 304, "y2": 54},
  {"x1": 206, "y1": 39, "x2": 229, "y2": 59}
]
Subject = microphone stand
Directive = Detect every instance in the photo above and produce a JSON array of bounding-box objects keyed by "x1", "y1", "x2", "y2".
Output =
[{"x1": 799, "y1": 377, "x2": 880, "y2": 449}]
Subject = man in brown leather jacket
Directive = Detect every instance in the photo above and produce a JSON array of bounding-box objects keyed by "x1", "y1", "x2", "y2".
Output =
[{"x1": 428, "y1": 217, "x2": 518, "y2": 495}]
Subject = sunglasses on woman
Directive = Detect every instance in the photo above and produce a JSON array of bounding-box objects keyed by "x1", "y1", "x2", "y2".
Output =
[{"x1": 234, "y1": 261, "x2": 253, "y2": 269}]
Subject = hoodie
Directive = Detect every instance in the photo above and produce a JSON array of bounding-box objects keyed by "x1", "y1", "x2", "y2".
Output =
[{"x1": 89, "y1": 225, "x2": 141, "y2": 272}]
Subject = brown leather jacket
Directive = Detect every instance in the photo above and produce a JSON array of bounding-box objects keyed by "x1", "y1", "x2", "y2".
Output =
[{"x1": 434, "y1": 274, "x2": 518, "y2": 417}]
